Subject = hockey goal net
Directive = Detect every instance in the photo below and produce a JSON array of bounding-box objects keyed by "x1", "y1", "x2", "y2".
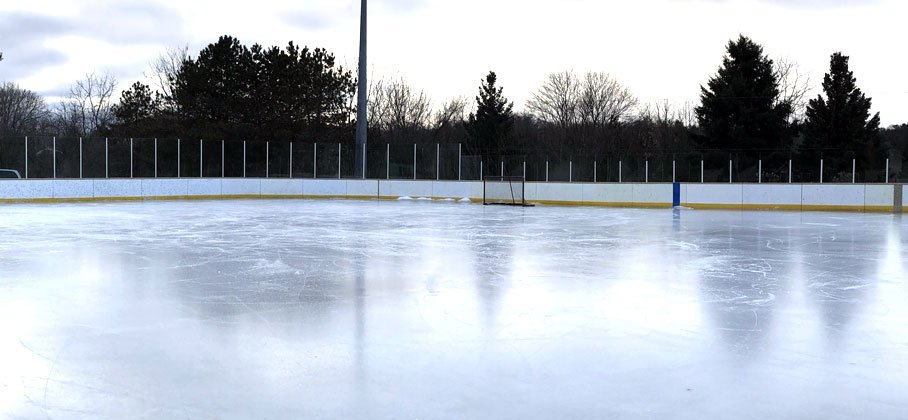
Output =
[{"x1": 483, "y1": 176, "x2": 532, "y2": 206}]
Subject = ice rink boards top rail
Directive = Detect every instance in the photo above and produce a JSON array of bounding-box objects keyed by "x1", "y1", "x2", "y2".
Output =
[{"x1": 0, "y1": 178, "x2": 904, "y2": 213}]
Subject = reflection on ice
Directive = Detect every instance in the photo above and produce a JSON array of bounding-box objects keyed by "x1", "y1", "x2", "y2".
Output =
[{"x1": 0, "y1": 200, "x2": 906, "y2": 419}]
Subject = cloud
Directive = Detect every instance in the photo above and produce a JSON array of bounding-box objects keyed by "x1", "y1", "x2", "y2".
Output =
[{"x1": 284, "y1": 11, "x2": 338, "y2": 31}]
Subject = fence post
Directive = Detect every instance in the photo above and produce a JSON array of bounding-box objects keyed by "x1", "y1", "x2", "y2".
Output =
[
  {"x1": 24, "y1": 137, "x2": 28, "y2": 179},
  {"x1": 789, "y1": 160, "x2": 792, "y2": 183},
  {"x1": 886, "y1": 158, "x2": 890, "y2": 183},
  {"x1": 820, "y1": 159, "x2": 824, "y2": 184},
  {"x1": 523, "y1": 161, "x2": 526, "y2": 179},
  {"x1": 338, "y1": 143, "x2": 342, "y2": 179},
  {"x1": 436, "y1": 143, "x2": 440, "y2": 181},
  {"x1": 130, "y1": 138, "x2": 134, "y2": 178},
  {"x1": 758, "y1": 160, "x2": 762, "y2": 184},
  {"x1": 199, "y1": 139, "x2": 203, "y2": 178},
  {"x1": 314, "y1": 143, "x2": 317, "y2": 179},
  {"x1": 852, "y1": 158, "x2": 856, "y2": 184},
  {"x1": 728, "y1": 159, "x2": 732, "y2": 184},
  {"x1": 480, "y1": 161, "x2": 483, "y2": 180},
  {"x1": 594, "y1": 161, "x2": 597, "y2": 183},
  {"x1": 290, "y1": 142, "x2": 294, "y2": 179},
  {"x1": 363, "y1": 143, "x2": 367, "y2": 179},
  {"x1": 242, "y1": 140, "x2": 246, "y2": 178},
  {"x1": 619, "y1": 160, "x2": 622, "y2": 183},
  {"x1": 52, "y1": 137, "x2": 56, "y2": 179},
  {"x1": 569, "y1": 161, "x2": 573, "y2": 183},
  {"x1": 105, "y1": 137, "x2": 108, "y2": 179},
  {"x1": 700, "y1": 159, "x2": 704, "y2": 183},
  {"x1": 672, "y1": 160, "x2": 676, "y2": 183},
  {"x1": 457, "y1": 143, "x2": 462, "y2": 181},
  {"x1": 386, "y1": 143, "x2": 390, "y2": 180},
  {"x1": 266, "y1": 141, "x2": 270, "y2": 178},
  {"x1": 501, "y1": 161, "x2": 504, "y2": 177},
  {"x1": 412, "y1": 144, "x2": 416, "y2": 180},
  {"x1": 79, "y1": 137, "x2": 83, "y2": 179},
  {"x1": 645, "y1": 160, "x2": 648, "y2": 183},
  {"x1": 221, "y1": 140, "x2": 225, "y2": 178},
  {"x1": 545, "y1": 161, "x2": 549, "y2": 182},
  {"x1": 177, "y1": 139, "x2": 181, "y2": 178},
  {"x1": 154, "y1": 138, "x2": 158, "y2": 178}
]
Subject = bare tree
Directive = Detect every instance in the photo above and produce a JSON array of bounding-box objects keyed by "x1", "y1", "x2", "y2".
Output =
[
  {"x1": 578, "y1": 71, "x2": 638, "y2": 126},
  {"x1": 368, "y1": 76, "x2": 432, "y2": 132},
  {"x1": 527, "y1": 71, "x2": 580, "y2": 128},
  {"x1": 774, "y1": 57, "x2": 811, "y2": 123},
  {"x1": 433, "y1": 96, "x2": 469, "y2": 128},
  {"x1": 54, "y1": 71, "x2": 118, "y2": 136},
  {"x1": 149, "y1": 45, "x2": 188, "y2": 106},
  {"x1": 0, "y1": 83, "x2": 50, "y2": 136}
]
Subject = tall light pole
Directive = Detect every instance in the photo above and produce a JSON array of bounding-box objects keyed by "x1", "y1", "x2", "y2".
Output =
[{"x1": 354, "y1": 0, "x2": 367, "y2": 178}]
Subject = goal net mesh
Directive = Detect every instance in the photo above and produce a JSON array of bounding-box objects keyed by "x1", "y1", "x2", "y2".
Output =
[{"x1": 483, "y1": 176, "x2": 529, "y2": 206}]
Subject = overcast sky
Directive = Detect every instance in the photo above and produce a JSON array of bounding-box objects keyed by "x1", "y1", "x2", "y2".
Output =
[{"x1": 1, "y1": 0, "x2": 905, "y2": 125}]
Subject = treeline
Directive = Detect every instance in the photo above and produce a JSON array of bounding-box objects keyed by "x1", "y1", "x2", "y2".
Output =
[{"x1": 1, "y1": 35, "x2": 906, "y2": 172}]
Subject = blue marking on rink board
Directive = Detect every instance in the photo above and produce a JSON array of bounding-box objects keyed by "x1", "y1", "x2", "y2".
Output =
[{"x1": 672, "y1": 182, "x2": 681, "y2": 207}]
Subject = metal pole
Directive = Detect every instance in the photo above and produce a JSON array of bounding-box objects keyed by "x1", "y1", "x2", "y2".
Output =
[
  {"x1": 545, "y1": 161, "x2": 549, "y2": 182},
  {"x1": 886, "y1": 159, "x2": 890, "y2": 183},
  {"x1": 221, "y1": 140, "x2": 225, "y2": 178},
  {"x1": 338, "y1": 143, "x2": 341, "y2": 179},
  {"x1": 700, "y1": 159, "x2": 704, "y2": 183},
  {"x1": 177, "y1": 139, "x2": 181, "y2": 178},
  {"x1": 457, "y1": 143, "x2": 462, "y2": 181},
  {"x1": 243, "y1": 141, "x2": 246, "y2": 178},
  {"x1": 569, "y1": 161, "x2": 573, "y2": 183},
  {"x1": 199, "y1": 139, "x2": 203, "y2": 178},
  {"x1": 619, "y1": 160, "x2": 622, "y2": 183},
  {"x1": 52, "y1": 137, "x2": 56, "y2": 179},
  {"x1": 386, "y1": 143, "x2": 389, "y2": 180},
  {"x1": 645, "y1": 160, "x2": 648, "y2": 183},
  {"x1": 501, "y1": 161, "x2": 504, "y2": 177},
  {"x1": 314, "y1": 143, "x2": 317, "y2": 179},
  {"x1": 852, "y1": 158, "x2": 856, "y2": 184},
  {"x1": 820, "y1": 159, "x2": 824, "y2": 184},
  {"x1": 266, "y1": 141, "x2": 270, "y2": 178},
  {"x1": 523, "y1": 161, "x2": 526, "y2": 179},
  {"x1": 436, "y1": 143, "x2": 440, "y2": 181},
  {"x1": 758, "y1": 160, "x2": 762, "y2": 184},
  {"x1": 354, "y1": 0, "x2": 368, "y2": 178},
  {"x1": 24, "y1": 136, "x2": 27, "y2": 179},
  {"x1": 79, "y1": 137, "x2": 83, "y2": 179},
  {"x1": 672, "y1": 160, "x2": 676, "y2": 183},
  {"x1": 789, "y1": 159, "x2": 792, "y2": 184},
  {"x1": 594, "y1": 161, "x2": 597, "y2": 183},
  {"x1": 728, "y1": 159, "x2": 732, "y2": 184},
  {"x1": 412, "y1": 143, "x2": 416, "y2": 180},
  {"x1": 363, "y1": 142, "x2": 367, "y2": 179},
  {"x1": 105, "y1": 137, "x2": 108, "y2": 179},
  {"x1": 130, "y1": 138, "x2": 133, "y2": 178},
  {"x1": 480, "y1": 160, "x2": 483, "y2": 180},
  {"x1": 290, "y1": 142, "x2": 294, "y2": 179},
  {"x1": 154, "y1": 138, "x2": 158, "y2": 178}
]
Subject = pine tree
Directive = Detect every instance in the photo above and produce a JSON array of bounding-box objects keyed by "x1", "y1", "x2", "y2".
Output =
[
  {"x1": 803, "y1": 53, "x2": 880, "y2": 158},
  {"x1": 696, "y1": 36, "x2": 792, "y2": 151},
  {"x1": 466, "y1": 72, "x2": 515, "y2": 159}
]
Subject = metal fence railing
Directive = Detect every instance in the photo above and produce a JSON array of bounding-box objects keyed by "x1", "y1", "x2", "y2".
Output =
[{"x1": 0, "y1": 137, "x2": 904, "y2": 184}]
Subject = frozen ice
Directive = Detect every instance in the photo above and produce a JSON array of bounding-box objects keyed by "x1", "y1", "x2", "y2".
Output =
[{"x1": 0, "y1": 199, "x2": 906, "y2": 419}]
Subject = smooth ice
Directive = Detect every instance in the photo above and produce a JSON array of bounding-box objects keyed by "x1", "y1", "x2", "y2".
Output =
[{"x1": 1, "y1": 199, "x2": 907, "y2": 419}]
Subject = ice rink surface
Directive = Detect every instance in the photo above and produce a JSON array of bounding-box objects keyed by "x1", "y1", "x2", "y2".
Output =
[{"x1": 1, "y1": 199, "x2": 906, "y2": 419}]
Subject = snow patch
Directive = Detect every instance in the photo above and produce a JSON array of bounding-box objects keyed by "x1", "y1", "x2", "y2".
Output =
[{"x1": 397, "y1": 196, "x2": 413, "y2": 201}]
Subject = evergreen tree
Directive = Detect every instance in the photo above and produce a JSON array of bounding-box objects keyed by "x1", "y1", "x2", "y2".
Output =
[
  {"x1": 696, "y1": 36, "x2": 792, "y2": 151},
  {"x1": 803, "y1": 53, "x2": 880, "y2": 156},
  {"x1": 466, "y1": 71, "x2": 515, "y2": 159}
]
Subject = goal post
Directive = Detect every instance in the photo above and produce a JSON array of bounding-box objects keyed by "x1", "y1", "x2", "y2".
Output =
[{"x1": 483, "y1": 176, "x2": 533, "y2": 206}]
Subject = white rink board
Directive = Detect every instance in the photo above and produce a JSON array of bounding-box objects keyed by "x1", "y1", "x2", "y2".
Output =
[
  {"x1": 686, "y1": 184, "x2": 744, "y2": 206},
  {"x1": 142, "y1": 179, "x2": 189, "y2": 197},
  {"x1": 52, "y1": 180, "x2": 93, "y2": 199},
  {"x1": 802, "y1": 185, "x2": 864, "y2": 207},
  {"x1": 221, "y1": 179, "x2": 261, "y2": 196},
  {"x1": 743, "y1": 184, "x2": 802, "y2": 206},
  {"x1": 863, "y1": 185, "x2": 894, "y2": 208},
  {"x1": 93, "y1": 179, "x2": 141, "y2": 198}
]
